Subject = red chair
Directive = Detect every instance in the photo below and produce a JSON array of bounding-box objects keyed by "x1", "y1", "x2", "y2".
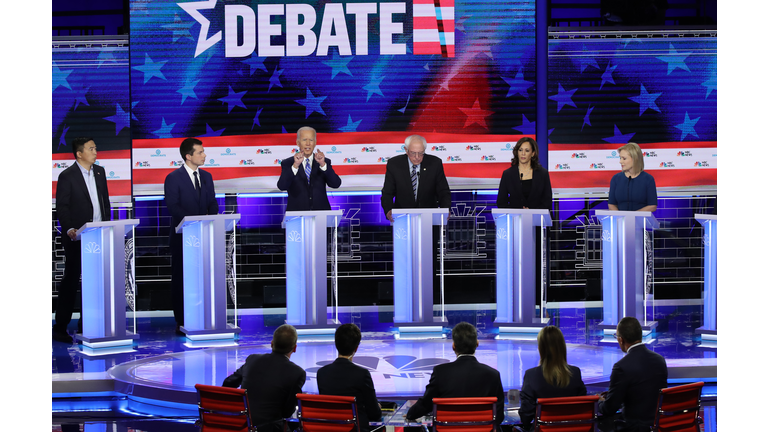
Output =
[
  {"x1": 431, "y1": 397, "x2": 498, "y2": 432},
  {"x1": 296, "y1": 393, "x2": 361, "y2": 432},
  {"x1": 652, "y1": 382, "x2": 705, "y2": 432},
  {"x1": 514, "y1": 395, "x2": 600, "y2": 432},
  {"x1": 195, "y1": 383, "x2": 255, "y2": 432}
]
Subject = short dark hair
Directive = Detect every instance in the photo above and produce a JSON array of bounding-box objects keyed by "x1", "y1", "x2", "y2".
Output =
[
  {"x1": 617, "y1": 316, "x2": 643, "y2": 344},
  {"x1": 179, "y1": 137, "x2": 203, "y2": 162},
  {"x1": 511, "y1": 137, "x2": 541, "y2": 169},
  {"x1": 451, "y1": 322, "x2": 478, "y2": 355},
  {"x1": 335, "y1": 323, "x2": 362, "y2": 356},
  {"x1": 272, "y1": 324, "x2": 298, "y2": 355},
  {"x1": 72, "y1": 137, "x2": 95, "y2": 159}
]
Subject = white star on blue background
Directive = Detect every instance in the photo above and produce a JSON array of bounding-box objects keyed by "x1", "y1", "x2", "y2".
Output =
[
  {"x1": 104, "y1": 103, "x2": 130, "y2": 135},
  {"x1": 177, "y1": 79, "x2": 200, "y2": 105},
  {"x1": 600, "y1": 63, "x2": 618, "y2": 90},
  {"x1": 218, "y1": 86, "x2": 247, "y2": 113},
  {"x1": 53, "y1": 63, "x2": 73, "y2": 92},
  {"x1": 363, "y1": 76, "x2": 385, "y2": 102},
  {"x1": 674, "y1": 112, "x2": 700, "y2": 141},
  {"x1": 133, "y1": 53, "x2": 167, "y2": 84},
  {"x1": 502, "y1": 68, "x2": 534, "y2": 99},
  {"x1": 153, "y1": 118, "x2": 176, "y2": 138},
  {"x1": 339, "y1": 115, "x2": 362, "y2": 132},
  {"x1": 296, "y1": 88, "x2": 327, "y2": 118},
  {"x1": 582, "y1": 106, "x2": 595, "y2": 131},
  {"x1": 603, "y1": 125, "x2": 635, "y2": 144},
  {"x1": 241, "y1": 55, "x2": 267, "y2": 76},
  {"x1": 323, "y1": 54, "x2": 354, "y2": 79},
  {"x1": 629, "y1": 84, "x2": 662, "y2": 116},
  {"x1": 549, "y1": 84, "x2": 578, "y2": 112},
  {"x1": 656, "y1": 44, "x2": 692, "y2": 75},
  {"x1": 701, "y1": 74, "x2": 716, "y2": 99},
  {"x1": 268, "y1": 67, "x2": 284, "y2": 92}
]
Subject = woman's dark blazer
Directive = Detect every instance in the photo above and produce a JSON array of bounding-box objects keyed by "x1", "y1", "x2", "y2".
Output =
[
  {"x1": 518, "y1": 365, "x2": 587, "y2": 428},
  {"x1": 496, "y1": 165, "x2": 553, "y2": 210}
]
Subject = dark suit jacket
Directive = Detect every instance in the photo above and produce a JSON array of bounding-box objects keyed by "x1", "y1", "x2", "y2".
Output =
[
  {"x1": 317, "y1": 358, "x2": 382, "y2": 432},
  {"x1": 56, "y1": 162, "x2": 112, "y2": 246},
  {"x1": 496, "y1": 165, "x2": 552, "y2": 210},
  {"x1": 223, "y1": 352, "x2": 307, "y2": 431},
  {"x1": 381, "y1": 154, "x2": 451, "y2": 215},
  {"x1": 163, "y1": 166, "x2": 219, "y2": 234},
  {"x1": 599, "y1": 344, "x2": 668, "y2": 430},
  {"x1": 519, "y1": 365, "x2": 587, "y2": 427},
  {"x1": 406, "y1": 356, "x2": 505, "y2": 427},
  {"x1": 277, "y1": 157, "x2": 341, "y2": 211}
]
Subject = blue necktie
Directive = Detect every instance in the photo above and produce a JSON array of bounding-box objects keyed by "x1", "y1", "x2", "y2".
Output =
[{"x1": 304, "y1": 159, "x2": 311, "y2": 183}]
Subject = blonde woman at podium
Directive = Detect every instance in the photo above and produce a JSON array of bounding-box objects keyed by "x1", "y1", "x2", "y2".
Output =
[{"x1": 607, "y1": 142, "x2": 657, "y2": 212}]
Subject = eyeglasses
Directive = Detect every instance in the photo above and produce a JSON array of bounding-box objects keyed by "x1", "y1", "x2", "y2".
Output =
[
  {"x1": 407, "y1": 151, "x2": 425, "y2": 157},
  {"x1": 613, "y1": 333, "x2": 621, "y2": 340}
]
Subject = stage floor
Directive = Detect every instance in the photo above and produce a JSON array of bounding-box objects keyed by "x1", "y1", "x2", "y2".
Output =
[{"x1": 52, "y1": 303, "x2": 717, "y2": 431}]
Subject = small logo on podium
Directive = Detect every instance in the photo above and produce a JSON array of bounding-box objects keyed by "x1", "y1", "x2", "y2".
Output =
[
  {"x1": 703, "y1": 233, "x2": 710, "y2": 247},
  {"x1": 185, "y1": 236, "x2": 201, "y2": 248},
  {"x1": 287, "y1": 231, "x2": 302, "y2": 242},
  {"x1": 394, "y1": 228, "x2": 408, "y2": 240},
  {"x1": 496, "y1": 228, "x2": 507, "y2": 240},
  {"x1": 84, "y1": 242, "x2": 101, "y2": 254},
  {"x1": 601, "y1": 229, "x2": 612, "y2": 242}
]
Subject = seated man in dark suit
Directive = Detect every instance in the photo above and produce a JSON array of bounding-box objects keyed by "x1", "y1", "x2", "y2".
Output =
[
  {"x1": 406, "y1": 322, "x2": 505, "y2": 428},
  {"x1": 599, "y1": 316, "x2": 668, "y2": 432},
  {"x1": 223, "y1": 324, "x2": 306, "y2": 431},
  {"x1": 317, "y1": 324, "x2": 382, "y2": 432},
  {"x1": 277, "y1": 126, "x2": 342, "y2": 211}
]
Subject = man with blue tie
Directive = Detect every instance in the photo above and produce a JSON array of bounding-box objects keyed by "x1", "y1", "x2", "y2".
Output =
[
  {"x1": 277, "y1": 126, "x2": 342, "y2": 211},
  {"x1": 164, "y1": 138, "x2": 220, "y2": 334},
  {"x1": 54, "y1": 138, "x2": 112, "y2": 344}
]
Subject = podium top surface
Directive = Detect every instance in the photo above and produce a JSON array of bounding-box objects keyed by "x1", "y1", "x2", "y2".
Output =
[
  {"x1": 491, "y1": 208, "x2": 552, "y2": 225},
  {"x1": 391, "y1": 208, "x2": 450, "y2": 225},
  {"x1": 76, "y1": 219, "x2": 140, "y2": 239},
  {"x1": 694, "y1": 214, "x2": 717, "y2": 222},
  {"x1": 282, "y1": 210, "x2": 344, "y2": 228},
  {"x1": 595, "y1": 209, "x2": 658, "y2": 229},
  {"x1": 176, "y1": 214, "x2": 240, "y2": 233}
]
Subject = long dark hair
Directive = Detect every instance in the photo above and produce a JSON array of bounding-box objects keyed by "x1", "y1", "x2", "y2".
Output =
[
  {"x1": 511, "y1": 137, "x2": 541, "y2": 170},
  {"x1": 538, "y1": 326, "x2": 572, "y2": 388}
]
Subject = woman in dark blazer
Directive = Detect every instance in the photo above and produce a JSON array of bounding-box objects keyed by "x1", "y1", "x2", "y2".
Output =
[
  {"x1": 496, "y1": 137, "x2": 552, "y2": 210},
  {"x1": 518, "y1": 326, "x2": 587, "y2": 430}
]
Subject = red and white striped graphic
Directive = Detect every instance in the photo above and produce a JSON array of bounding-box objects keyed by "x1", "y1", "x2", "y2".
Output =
[{"x1": 413, "y1": 0, "x2": 455, "y2": 58}]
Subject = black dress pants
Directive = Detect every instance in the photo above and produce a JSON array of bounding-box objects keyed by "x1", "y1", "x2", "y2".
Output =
[{"x1": 54, "y1": 238, "x2": 81, "y2": 332}]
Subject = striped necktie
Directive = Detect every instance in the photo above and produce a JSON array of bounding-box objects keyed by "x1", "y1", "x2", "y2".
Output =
[
  {"x1": 304, "y1": 158, "x2": 311, "y2": 183},
  {"x1": 411, "y1": 164, "x2": 419, "y2": 199}
]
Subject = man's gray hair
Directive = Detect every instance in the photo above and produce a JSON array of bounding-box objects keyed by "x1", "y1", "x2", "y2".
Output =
[
  {"x1": 404, "y1": 134, "x2": 427, "y2": 149},
  {"x1": 296, "y1": 126, "x2": 317, "y2": 140}
]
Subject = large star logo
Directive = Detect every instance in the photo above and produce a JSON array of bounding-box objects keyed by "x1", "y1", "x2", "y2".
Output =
[
  {"x1": 179, "y1": 0, "x2": 222, "y2": 57},
  {"x1": 674, "y1": 112, "x2": 700, "y2": 141},
  {"x1": 549, "y1": 84, "x2": 578, "y2": 113},
  {"x1": 296, "y1": 88, "x2": 327, "y2": 118},
  {"x1": 133, "y1": 53, "x2": 167, "y2": 84},
  {"x1": 322, "y1": 53, "x2": 354, "y2": 79},
  {"x1": 177, "y1": 79, "x2": 200, "y2": 105},
  {"x1": 71, "y1": 85, "x2": 91, "y2": 110},
  {"x1": 459, "y1": 99, "x2": 494, "y2": 129},
  {"x1": 602, "y1": 125, "x2": 635, "y2": 144},
  {"x1": 52, "y1": 62, "x2": 73, "y2": 92},
  {"x1": 502, "y1": 68, "x2": 534, "y2": 99},
  {"x1": 512, "y1": 114, "x2": 536, "y2": 135},
  {"x1": 629, "y1": 84, "x2": 662, "y2": 116},
  {"x1": 363, "y1": 75, "x2": 385, "y2": 102},
  {"x1": 218, "y1": 86, "x2": 247, "y2": 113},
  {"x1": 655, "y1": 44, "x2": 692, "y2": 75}
]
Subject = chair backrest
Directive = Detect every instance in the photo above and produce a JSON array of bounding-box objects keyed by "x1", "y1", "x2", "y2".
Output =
[
  {"x1": 296, "y1": 393, "x2": 360, "y2": 432},
  {"x1": 195, "y1": 383, "x2": 253, "y2": 432},
  {"x1": 653, "y1": 381, "x2": 704, "y2": 432},
  {"x1": 533, "y1": 395, "x2": 600, "y2": 432},
  {"x1": 431, "y1": 397, "x2": 498, "y2": 432}
]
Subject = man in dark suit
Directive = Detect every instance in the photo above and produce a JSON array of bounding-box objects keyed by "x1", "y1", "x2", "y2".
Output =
[
  {"x1": 223, "y1": 324, "x2": 306, "y2": 431},
  {"x1": 406, "y1": 322, "x2": 505, "y2": 428},
  {"x1": 277, "y1": 126, "x2": 342, "y2": 211},
  {"x1": 54, "y1": 137, "x2": 112, "y2": 344},
  {"x1": 164, "y1": 138, "x2": 220, "y2": 334},
  {"x1": 381, "y1": 134, "x2": 451, "y2": 221},
  {"x1": 599, "y1": 316, "x2": 668, "y2": 431},
  {"x1": 317, "y1": 324, "x2": 382, "y2": 432}
]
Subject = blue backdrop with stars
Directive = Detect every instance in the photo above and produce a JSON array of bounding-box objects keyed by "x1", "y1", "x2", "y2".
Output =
[
  {"x1": 128, "y1": 0, "x2": 537, "y2": 140},
  {"x1": 546, "y1": 38, "x2": 716, "y2": 145}
]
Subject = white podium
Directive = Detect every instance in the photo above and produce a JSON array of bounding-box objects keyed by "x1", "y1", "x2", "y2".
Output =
[
  {"x1": 282, "y1": 210, "x2": 342, "y2": 333},
  {"x1": 74, "y1": 219, "x2": 140, "y2": 349},
  {"x1": 391, "y1": 208, "x2": 449, "y2": 335},
  {"x1": 694, "y1": 214, "x2": 717, "y2": 341},
  {"x1": 176, "y1": 214, "x2": 241, "y2": 341},
  {"x1": 492, "y1": 209, "x2": 552, "y2": 337},
  {"x1": 595, "y1": 210, "x2": 658, "y2": 335}
]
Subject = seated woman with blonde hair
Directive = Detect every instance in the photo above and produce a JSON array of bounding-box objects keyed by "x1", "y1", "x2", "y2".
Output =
[{"x1": 518, "y1": 326, "x2": 587, "y2": 429}]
